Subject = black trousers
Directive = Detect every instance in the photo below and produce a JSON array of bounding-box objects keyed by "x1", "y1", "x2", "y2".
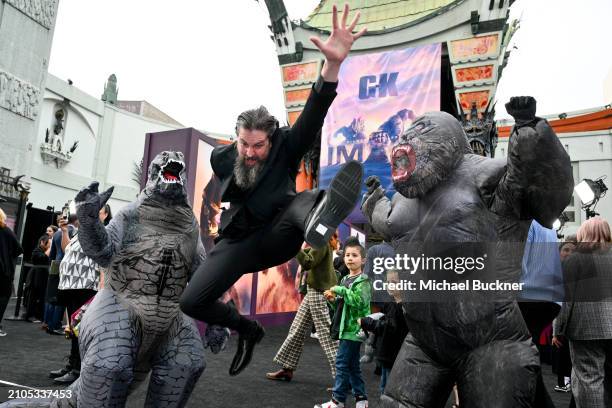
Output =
[
  {"x1": 62, "y1": 288, "x2": 97, "y2": 370},
  {"x1": 519, "y1": 301, "x2": 561, "y2": 408},
  {"x1": 180, "y1": 190, "x2": 319, "y2": 329},
  {"x1": 0, "y1": 273, "x2": 12, "y2": 327}
]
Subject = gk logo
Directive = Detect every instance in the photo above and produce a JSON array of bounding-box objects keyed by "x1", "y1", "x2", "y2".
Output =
[{"x1": 358, "y1": 72, "x2": 399, "y2": 100}]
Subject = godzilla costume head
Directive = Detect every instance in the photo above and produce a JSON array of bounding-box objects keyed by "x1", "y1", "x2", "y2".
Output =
[
  {"x1": 391, "y1": 111, "x2": 471, "y2": 198},
  {"x1": 144, "y1": 151, "x2": 188, "y2": 203}
]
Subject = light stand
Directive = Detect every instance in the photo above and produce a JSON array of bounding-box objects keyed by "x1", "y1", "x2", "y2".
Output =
[{"x1": 574, "y1": 177, "x2": 608, "y2": 219}]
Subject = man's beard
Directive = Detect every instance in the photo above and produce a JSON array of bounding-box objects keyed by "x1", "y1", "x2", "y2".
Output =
[{"x1": 233, "y1": 156, "x2": 264, "y2": 190}]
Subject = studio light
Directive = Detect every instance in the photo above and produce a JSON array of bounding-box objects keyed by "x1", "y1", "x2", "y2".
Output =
[
  {"x1": 553, "y1": 211, "x2": 570, "y2": 239},
  {"x1": 575, "y1": 180, "x2": 595, "y2": 204},
  {"x1": 553, "y1": 212, "x2": 570, "y2": 239},
  {"x1": 574, "y1": 177, "x2": 608, "y2": 219}
]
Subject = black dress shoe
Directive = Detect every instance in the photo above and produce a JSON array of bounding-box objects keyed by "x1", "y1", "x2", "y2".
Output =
[
  {"x1": 53, "y1": 369, "x2": 79, "y2": 384},
  {"x1": 304, "y1": 160, "x2": 363, "y2": 248},
  {"x1": 229, "y1": 321, "x2": 265, "y2": 376}
]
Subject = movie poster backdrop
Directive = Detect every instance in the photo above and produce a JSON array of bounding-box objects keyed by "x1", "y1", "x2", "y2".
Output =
[{"x1": 319, "y1": 44, "x2": 442, "y2": 223}]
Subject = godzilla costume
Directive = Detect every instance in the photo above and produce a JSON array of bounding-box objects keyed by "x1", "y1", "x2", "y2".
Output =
[
  {"x1": 67, "y1": 151, "x2": 208, "y2": 408},
  {"x1": 2, "y1": 152, "x2": 210, "y2": 408},
  {"x1": 361, "y1": 97, "x2": 573, "y2": 407}
]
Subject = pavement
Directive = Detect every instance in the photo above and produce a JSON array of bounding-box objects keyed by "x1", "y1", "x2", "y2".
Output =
[{"x1": 0, "y1": 299, "x2": 572, "y2": 407}]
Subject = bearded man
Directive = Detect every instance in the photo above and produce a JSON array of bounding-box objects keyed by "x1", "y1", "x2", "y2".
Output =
[{"x1": 180, "y1": 4, "x2": 366, "y2": 377}]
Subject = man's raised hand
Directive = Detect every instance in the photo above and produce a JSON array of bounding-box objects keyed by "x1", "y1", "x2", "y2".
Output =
[{"x1": 310, "y1": 3, "x2": 367, "y2": 80}]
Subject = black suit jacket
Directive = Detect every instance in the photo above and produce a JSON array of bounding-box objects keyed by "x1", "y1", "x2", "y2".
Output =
[{"x1": 211, "y1": 77, "x2": 337, "y2": 236}]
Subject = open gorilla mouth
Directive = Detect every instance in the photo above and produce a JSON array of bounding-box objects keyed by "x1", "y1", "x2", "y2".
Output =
[
  {"x1": 391, "y1": 145, "x2": 416, "y2": 182},
  {"x1": 160, "y1": 159, "x2": 184, "y2": 185}
]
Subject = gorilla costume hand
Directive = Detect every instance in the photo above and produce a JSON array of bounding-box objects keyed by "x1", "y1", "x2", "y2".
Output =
[
  {"x1": 365, "y1": 175, "x2": 381, "y2": 194},
  {"x1": 505, "y1": 96, "x2": 537, "y2": 126},
  {"x1": 361, "y1": 175, "x2": 384, "y2": 209}
]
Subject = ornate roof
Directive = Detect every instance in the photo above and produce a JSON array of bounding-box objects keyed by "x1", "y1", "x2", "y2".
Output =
[{"x1": 303, "y1": 0, "x2": 462, "y2": 33}]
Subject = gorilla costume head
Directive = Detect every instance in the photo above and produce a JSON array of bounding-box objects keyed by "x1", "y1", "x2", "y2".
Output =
[{"x1": 391, "y1": 111, "x2": 472, "y2": 199}]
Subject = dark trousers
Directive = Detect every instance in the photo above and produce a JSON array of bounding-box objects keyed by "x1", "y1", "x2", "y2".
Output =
[
  {"x1": 62, "y1": 289, "x2": 97, "y2": 370},
  {"x1": 519, "y1": 301, "x2": 561, "y2": 408},
  {"x1": 44, "y1": 303, "x2": 64, "y2": 331},
  {"x1": 25, "y1": 269, "x2": 48, "y2": 320},
  {"x1": 180, "y1": 191, "x2": 318, "y2": 329},
  {"x1": 0, "y1": 273, "x2": 12, "y2": 328}
]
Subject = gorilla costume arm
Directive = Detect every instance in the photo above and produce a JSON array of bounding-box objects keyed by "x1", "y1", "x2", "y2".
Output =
[{"x1": 489, "y1": 97, "x2": 574, "y2": 227}]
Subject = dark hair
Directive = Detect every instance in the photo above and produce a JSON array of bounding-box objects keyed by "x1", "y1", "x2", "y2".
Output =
[
  {"x1": 343, "y1": 236, "x2": 366, "y2": 257},
  {"x1": 38, "y1": 235, "x2": 50, "y2": 247},
  {"x1": 235, "y1": 106, "x2": 278, "y2": 140},
  {"x1": 68, "y1": 214, "x2": 78, "y2": 224},
  {"x1": 48, "y1": 225, "x2": 58, "y2": 233},
  {"x1": 102, "y1": 204, "x2": 112, "y2": 226}
]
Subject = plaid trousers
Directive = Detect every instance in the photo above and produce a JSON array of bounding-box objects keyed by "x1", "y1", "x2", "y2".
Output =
[
  {"x1": 274, "y1": 285, "x2": 338, "y2": 377},
  {"x1": 569, "y1": 338, "x2": 612, "y2": 408}
]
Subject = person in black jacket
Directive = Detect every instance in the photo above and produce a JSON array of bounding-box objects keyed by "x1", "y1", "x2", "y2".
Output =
[
  {"x1": 24, "y1": 235, "x2": 51, "y2": 322},
  {"x1": 180, "y1": 4, "x2": 367, "y2": 376},
  {"x1": 359, "y1": 269, "x2": 408, "y2": 394},
  {"x1": 0, "y1": 208, "x2": 23, "y2": 336}
]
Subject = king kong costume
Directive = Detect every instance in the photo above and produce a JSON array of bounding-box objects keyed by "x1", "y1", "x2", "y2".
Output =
[{"x1": 361, "y1": 97, "x2": 573, "y2": 407}]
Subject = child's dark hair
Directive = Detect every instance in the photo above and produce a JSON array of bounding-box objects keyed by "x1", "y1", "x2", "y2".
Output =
[
  {"x1": 343, "y1": 236, "x2": 365, "y2": 257},
  {"x1": 38, "y1": 234, "x2": 50, "y2": 247}
]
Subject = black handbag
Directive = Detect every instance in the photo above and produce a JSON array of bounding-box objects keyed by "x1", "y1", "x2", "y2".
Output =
[{"x1": 329, "y1": 298, "x2": 344, "y2": 341}]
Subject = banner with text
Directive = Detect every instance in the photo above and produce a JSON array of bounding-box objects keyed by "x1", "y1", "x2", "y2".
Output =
[{"x1": 319, "y1": 43, "x2": 441, "y2": 223}]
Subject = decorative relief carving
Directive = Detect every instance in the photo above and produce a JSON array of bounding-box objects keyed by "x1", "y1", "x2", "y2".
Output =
[
  {"x1": 0, "y1": 70, "x2": 41, "y2": 120},
  {"x1": 5, "y1": 0, "x2": 58, "y2": 29}
]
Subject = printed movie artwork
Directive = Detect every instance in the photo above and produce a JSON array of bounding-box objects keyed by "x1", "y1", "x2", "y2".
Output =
[
  {"x1": 256, "y1": 259, "x2": 301, "y2": 314},
  {"x1": 319, "y1": 43, "x2": 441, "y2": 222},
  {"x1": 194, "y1": 140, "x2": 301, "y2": 315}
]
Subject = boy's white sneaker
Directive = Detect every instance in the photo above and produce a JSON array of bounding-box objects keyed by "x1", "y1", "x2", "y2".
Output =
[
  {"x1": 355, "y1": 400, "x2": 369, "y2": 408},
  {"x1": 314, "y1": 400, "x2": 344, "y2": 408}
]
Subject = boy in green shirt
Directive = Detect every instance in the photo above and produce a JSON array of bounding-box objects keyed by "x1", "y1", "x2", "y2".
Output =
[{"x1": 316, "y1": 237, "x2": 371, "y2": 408}]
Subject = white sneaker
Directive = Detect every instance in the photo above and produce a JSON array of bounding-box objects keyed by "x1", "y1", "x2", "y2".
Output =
[
  {"x1": 314, "y1": 400, "x2": 344, "y2": 408},
  {"x1": 310, "y1": 332, "x2": 319, "y2": 339},
  {"x1": 355, "y1": 400, "x2": 368, "y2": 408},
  {"x1": 0, "y1": 329, "x2": 6, "y2": 337}
]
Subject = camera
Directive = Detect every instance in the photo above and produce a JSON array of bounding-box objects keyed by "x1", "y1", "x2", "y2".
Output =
[{"x1": 62, "y1": 204, "x2": 70, "y2": 220}]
